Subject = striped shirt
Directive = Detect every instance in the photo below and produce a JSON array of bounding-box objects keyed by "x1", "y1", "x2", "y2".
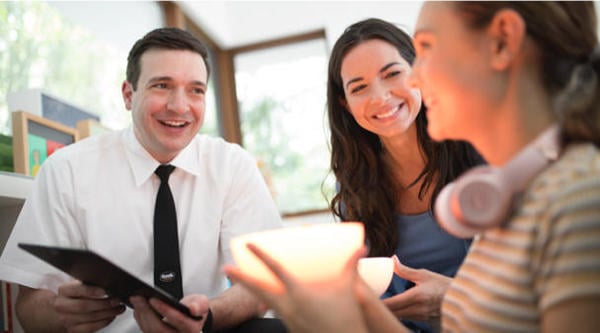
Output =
[{"x1": 442, "y1": 143, "x2": 600, "y2": 332}]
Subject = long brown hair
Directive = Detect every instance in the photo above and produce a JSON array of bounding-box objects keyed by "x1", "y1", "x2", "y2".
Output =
[{"x1": 327, "y1": 18, "x2": 482, "y2": 256}]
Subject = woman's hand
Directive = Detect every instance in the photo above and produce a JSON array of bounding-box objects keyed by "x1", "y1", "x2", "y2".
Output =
[
  {"x1": 224, "y1": 244, "x2": 370, "y2": 333},
  {"x1": 383, "y1": 256, "x2": 451, "y2": 325}
]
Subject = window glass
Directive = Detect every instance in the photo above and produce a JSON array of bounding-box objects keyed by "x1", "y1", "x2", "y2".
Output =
[
  {"x1": 199, "y1": 65, "x2": 220, "y2": 136},
  {"x1": 0, "y1": 1, "x2": 132, "y2": 134},
  {"x1": 234, "y1": 38, "x2": 335, "y2": 214}
]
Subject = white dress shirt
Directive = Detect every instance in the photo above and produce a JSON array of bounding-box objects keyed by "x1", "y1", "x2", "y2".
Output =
[{"x1": 0, "y1": 127, "x2": 282, "y2": 332}]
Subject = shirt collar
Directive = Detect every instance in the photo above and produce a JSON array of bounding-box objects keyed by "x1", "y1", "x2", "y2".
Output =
[{"x1": 123, "y1": 127, "x2": 201, "y2": 186}]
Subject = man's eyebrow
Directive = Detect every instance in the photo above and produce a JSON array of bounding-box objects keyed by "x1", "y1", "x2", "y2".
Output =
[
  {"x1": 190, "y1": 80, "x2": 207, "y2": 87},
  {"x1": 146, "y1": 77, "x2": 207, "y2": 87},
  {"x1": 147, "y1": 76, "x2": 172, "y2": 85}
]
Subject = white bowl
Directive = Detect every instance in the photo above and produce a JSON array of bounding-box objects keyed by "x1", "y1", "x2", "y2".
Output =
[
  {"x1": 230, "y1": 222, "x2": 365, "y2": 290},
  {"x1": 357, "y1": 257, "x2": 394, "y2": 296}
]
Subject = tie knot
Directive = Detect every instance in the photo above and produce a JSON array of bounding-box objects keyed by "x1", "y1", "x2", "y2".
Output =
[{"x1": 155, "y1": 164, "x2": 175, "y2": 183}]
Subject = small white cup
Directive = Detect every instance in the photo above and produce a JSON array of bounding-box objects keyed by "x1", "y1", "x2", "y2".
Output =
[{"x1": 357, "y1": 257, "x2": 394, "y2": 296}]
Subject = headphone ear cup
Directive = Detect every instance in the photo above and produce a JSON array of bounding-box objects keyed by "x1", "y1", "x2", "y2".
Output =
[
  {"x1": 453, "y1": 167, "x2": 512, "y2": 228},
  {"x1": 435, "y1": 182, "x2": 483, "y2": 238},
  {"x1": 435, "y1": 166, "x2": 513, "y2": 238}
]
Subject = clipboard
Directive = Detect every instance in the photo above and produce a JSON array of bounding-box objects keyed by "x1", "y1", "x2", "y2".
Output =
[{"x1": 18, "y1": 243, "x2": 202, "y2": 320}]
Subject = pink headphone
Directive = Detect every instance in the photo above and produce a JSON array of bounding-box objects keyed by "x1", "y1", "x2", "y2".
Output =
[{"x1": 435, "y1": 125, "x2": 561, "y2": 238}]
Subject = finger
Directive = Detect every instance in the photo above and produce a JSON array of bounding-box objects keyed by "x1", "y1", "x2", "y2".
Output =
[
  {"x1": 57, "y1": 302, "x2": 125, "y2": 330},
  {"x1": 131, "y1": 296, "x2": 175, "y2": 332},
  {"x1": 382, "y1": 286, "x2": 419, "y2": 312},
  {"x1": 389, "y1": 303, "x2": 431, "y2": 322},
  {"x1": 245, "y1": 243, "x2": 296, "y2": 288},
  {"x1": 179, "y1": 294, "x2": 209, "y2": 318},
  {"x1": 392, "y1": 255, "x2": 421, "y2": 283},
  {"x1": 345, "y1": 246, "x2": 368, "y2": 274},
  {"x1": 224, "y1": 265, "x2": 283, "y2": 298},
  {"x1": 224, "y1": 264, "x2": 282, "y2": 294},
  {"x1": 149, "y1": 298, "x2": 205, "y2": 332},
  {"x1": 223, "y1": 265, "x2": 284, "y2": 309},
  {"x1": 354, "y1": 272, "x2": 378, "y2": 308},
  {"x1": 54, "y1": 294, "x2": 124, "y2": 317}
]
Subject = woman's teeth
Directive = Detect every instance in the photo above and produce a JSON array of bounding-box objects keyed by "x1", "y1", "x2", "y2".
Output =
[{"x1": 375, "y1": 106, "x2": 400, "y2": 119}]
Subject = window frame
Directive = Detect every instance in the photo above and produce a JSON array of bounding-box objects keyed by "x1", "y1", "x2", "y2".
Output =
[{"x1": 161, "y1": 3, "x2": 331, "y2": 218}]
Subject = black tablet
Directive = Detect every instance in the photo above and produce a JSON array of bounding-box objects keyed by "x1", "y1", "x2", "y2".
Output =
[{"x1": 18, "y1": 243, "x2": 202, "y2": 320}]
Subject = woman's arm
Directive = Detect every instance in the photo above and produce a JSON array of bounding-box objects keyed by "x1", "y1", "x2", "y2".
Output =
[{"x1": 542, "y1": 298, "x2": 600, "y2": 333}]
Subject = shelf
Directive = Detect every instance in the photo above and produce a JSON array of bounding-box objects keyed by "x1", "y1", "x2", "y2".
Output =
[{"x1": 0, "y1": 172, "x2": 27, "y2": 333}]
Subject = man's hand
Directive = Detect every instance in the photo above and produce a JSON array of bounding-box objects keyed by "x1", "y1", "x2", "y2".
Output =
[
  {"x1": 383, "y1": 256, "x2": 451, "y2": 324},
  {"x1": 53, "y1": 280, "x2": 126, "y2": 332},
  {"x1": 131, "y1": 294, "x2": 209, "y2": 333}
]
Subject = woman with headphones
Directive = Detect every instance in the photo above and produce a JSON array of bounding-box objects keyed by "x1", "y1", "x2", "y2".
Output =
[{"x1": 225, "y1": 2, "x2": 600, "y2": 332}]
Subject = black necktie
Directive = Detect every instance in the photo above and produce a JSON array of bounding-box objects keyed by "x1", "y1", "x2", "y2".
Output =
[{"x1": 154, "y1": 164, "x2": 183, "y2": 300}]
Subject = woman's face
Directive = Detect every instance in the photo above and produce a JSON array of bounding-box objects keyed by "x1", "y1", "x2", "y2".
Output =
[
  {"x1": 409, "y1": 2, "x2": 499, "y2": 142},
  {"x1": 340, "y1": 39, "x2": 422, "y2": 139}
]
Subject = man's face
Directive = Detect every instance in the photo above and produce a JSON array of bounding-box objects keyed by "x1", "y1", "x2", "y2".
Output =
[{"x1": 122, "y1": 49, "x2": 208, "y2": 163}]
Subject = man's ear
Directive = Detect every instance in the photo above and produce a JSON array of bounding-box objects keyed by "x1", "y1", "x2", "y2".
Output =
[
  {"x1": 122, "y1": 81, "x2": 133, "y2": 110},
  {"x1": 487, "y1": 8, "x2": 526, "y2": 71}
]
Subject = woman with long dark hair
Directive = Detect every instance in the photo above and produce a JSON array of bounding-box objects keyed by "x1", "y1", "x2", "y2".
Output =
[
  {"x1": 226, "y1": 3, "x2": 600, "y2": 333},
  {"x1": 326, "y1": 18, "x2": 481, "y2": 332}
]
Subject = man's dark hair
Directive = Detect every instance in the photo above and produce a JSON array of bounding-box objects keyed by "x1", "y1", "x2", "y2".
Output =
[{"x1": 126, "y1": 27, "x2": 210, "y2": 90}]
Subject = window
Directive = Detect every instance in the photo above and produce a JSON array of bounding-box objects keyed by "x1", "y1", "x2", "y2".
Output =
[
  {"x1": 0, "y1": 2, "x2": 158, "y2": 134},
  {"x1": 234, "y1": 37, "x2": 335, "y2": 214},
  {"x1": 198, "y1": 58, "x2": 220, "y2": 137},
  {"x1": 0, "y1": 1, "x2": 224, "y2": 139}
]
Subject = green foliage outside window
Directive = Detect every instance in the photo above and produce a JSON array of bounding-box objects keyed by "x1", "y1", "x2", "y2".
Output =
[
  {"x1": 240, "y1": 96, "x2": 335, "y2": 214},
  {"x1": 0, "y1": 1, "x2": 220, "y2": 138},
  {"x1": 0, "y1": 1, "x2": 130, "y2": 135}
]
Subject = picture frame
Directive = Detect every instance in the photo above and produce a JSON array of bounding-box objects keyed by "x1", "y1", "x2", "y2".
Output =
[
  {"x1": 76, "y1": 119, "x2": 110, "y2": 139},
  {"x1": 11, "y1": 110, "x2": 79, "y2": 177}
]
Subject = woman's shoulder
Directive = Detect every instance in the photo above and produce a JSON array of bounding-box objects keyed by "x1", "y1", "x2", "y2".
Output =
[
  {"x1": 529, "y1": 142, "x2": 600, "y2": 222},
  {"x1": 541, "y1": 143, "x2": 600, "y2": 187}
]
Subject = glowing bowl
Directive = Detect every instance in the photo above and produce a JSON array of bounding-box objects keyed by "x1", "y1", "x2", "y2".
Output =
[
  {"x1": 357, "y1": 257, "x2": 394, "y2": 296},
  {"x1": 230, "y1": 222, "x2": 365, "y2": 290}
]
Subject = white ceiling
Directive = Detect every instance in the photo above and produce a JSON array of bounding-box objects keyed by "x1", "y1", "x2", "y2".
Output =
[
  {"x1": 179, "y1": 1, "x2": 424, "y2": 49},
  {"x1": 182, "y1": 1, "x2": 600, "y2": 52}
]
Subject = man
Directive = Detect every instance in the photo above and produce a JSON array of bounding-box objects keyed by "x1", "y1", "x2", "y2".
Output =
[{"x1": 0, "y1": 27, "x2": 282, "y2": 332}]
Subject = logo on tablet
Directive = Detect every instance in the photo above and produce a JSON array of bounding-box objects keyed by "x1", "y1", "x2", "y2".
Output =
[{"x1": 160, "y1": 271, "x2": 176, "y2": 282}]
